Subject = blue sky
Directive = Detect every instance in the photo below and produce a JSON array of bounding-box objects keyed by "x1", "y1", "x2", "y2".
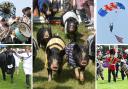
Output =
[
  {"x1": 0, "y1": 0, "x2": 31, "y2": 16},
  {"x1": 97, "y1": 0, "x2": 128, "y2": 44}
]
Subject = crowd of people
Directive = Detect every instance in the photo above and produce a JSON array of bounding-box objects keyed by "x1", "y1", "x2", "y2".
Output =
[
  {"x1": 33, "y1": 0, "x2": 94, "y2": 29},
  {"x1": 96, "y1": 46, "x2": 128, "y2": 82}
]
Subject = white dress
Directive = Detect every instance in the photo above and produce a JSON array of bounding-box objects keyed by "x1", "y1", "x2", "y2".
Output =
[{"x1": 18, "y1": 52, "x2": 32, "y2": 75}]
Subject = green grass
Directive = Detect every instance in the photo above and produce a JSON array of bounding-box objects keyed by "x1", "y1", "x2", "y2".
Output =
[
  {"x1": 97, "y1": 68, "x2": 128, "y2": 89},
  {"x1": 33, "y1": 22, "x2": 95, "y2": 89},
  {"x1": 0, "y1": 62, "x2": 30, "y2": 89}
]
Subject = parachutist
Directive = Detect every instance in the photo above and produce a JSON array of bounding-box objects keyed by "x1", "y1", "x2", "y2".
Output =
[{"x1": 109, "y1": 23, "x2": 113, "y2": 32}]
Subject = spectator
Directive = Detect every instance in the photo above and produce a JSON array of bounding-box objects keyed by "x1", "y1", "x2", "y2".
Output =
[
  {"x1": 22, "y1": 7, "x2": 31, "y2": 26},
  {"x1": 97, "y1": 57, "x2": 104, "y2": 80},
  {"x1": 16, "y1": 46, "x2": 32, "y2": 88},
  {"x1": 0, "y1": 16, "x2": 10, "y2": 42},
  {"x1": 74, "y1": 0, "x2": 88, "y2": 23},
  {"x1": 84, "y1": 0, "x2": 94, "y2": 27}
]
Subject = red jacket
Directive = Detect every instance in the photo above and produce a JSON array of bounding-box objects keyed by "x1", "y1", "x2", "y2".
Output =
[
  {"x1": 106, "y1": 57, "x2": 118, "y2": 71},
  {"x1": 123, "y1": 54, "x2": 128, "y2": 59}
]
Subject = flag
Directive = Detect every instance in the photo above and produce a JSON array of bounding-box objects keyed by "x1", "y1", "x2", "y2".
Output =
[{"x1": 115, "y1": 35, "x2": 123, "y2": 43}]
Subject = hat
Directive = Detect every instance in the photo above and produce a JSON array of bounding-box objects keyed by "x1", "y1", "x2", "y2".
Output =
[
  {"x1": 110, "y1": 49, "x2": 115, "y2": 55},
  {"x1": 22, "y1": 7, "x2": 31, "y2": 14}
]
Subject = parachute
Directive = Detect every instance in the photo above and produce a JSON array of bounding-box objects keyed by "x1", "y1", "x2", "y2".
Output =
[
  {"x1": 98, "y1": 2, "x2": 125, "y2": 17},
  {"x1": 98, "y1": 2, "x2": 125, "y2": 43}
]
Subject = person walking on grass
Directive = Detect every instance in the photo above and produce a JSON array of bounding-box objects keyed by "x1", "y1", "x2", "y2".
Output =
[
  {"x1": 106, "y1": 49, "x2": 118, "y2": 82},
  {"x1": 97, "y1": 56, "x2": 104, "y2": 80},
  {"x1": 13, "y1": 48, "x2": 21, "y2": 75},
  {"x1": 15, "y1": 46, "x2": 32, "y2": 88},
  {"x1": 21, "y1": 46, "x2": 32, "y2": 88}
]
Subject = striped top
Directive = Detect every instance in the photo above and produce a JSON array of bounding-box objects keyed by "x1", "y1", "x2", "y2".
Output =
[{"x1": 65, "y1": 43, "x2": 76, "y2": 68}]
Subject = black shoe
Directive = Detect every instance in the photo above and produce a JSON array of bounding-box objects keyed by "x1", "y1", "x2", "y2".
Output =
[{"x1": 101, "y1": 77, "x2": 104, "y2": 80}]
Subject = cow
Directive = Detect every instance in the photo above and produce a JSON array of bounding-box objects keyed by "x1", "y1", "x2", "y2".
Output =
[
  {"x1": 44, "y1": 36, "x2": 65, "y2": 81},
  {"x1": 37, "y1": 24, "x2": 52, "y2": 49},
  {"x1": 65, "y1": 43, "x2": 89, "y2": 82},
  {"x1": 0, "y1": 48, "x2": 15, "y2": 83}
]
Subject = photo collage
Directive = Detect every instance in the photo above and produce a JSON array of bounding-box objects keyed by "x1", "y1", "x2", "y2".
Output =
[{"x1": 0, "y1": 0, "x2": 127, "y2": 89}]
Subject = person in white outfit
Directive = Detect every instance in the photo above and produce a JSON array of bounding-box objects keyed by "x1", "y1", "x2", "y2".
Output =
[
  {"x1": 15, "y1": 46, "x2": 32, "y2": 88},
  {"x1": 13, "y1": 48, "x2": 21, "y2": 75}
]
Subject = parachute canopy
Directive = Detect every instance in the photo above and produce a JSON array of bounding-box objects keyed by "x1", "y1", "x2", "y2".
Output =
[{"x1": 98, "y1": 2, "x2": 125, "y2": 17}]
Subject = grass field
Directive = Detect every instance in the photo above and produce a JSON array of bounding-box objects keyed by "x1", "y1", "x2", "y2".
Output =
[
  {"x1": 33, "y1": 22, "x2": 95, "y2": 89},
  {"x1": 97, "y1": 68, "x2": 128, "y2": 89},
  {"x1": 0, "y1": 62, "x2": 30, "y2": 89}
]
